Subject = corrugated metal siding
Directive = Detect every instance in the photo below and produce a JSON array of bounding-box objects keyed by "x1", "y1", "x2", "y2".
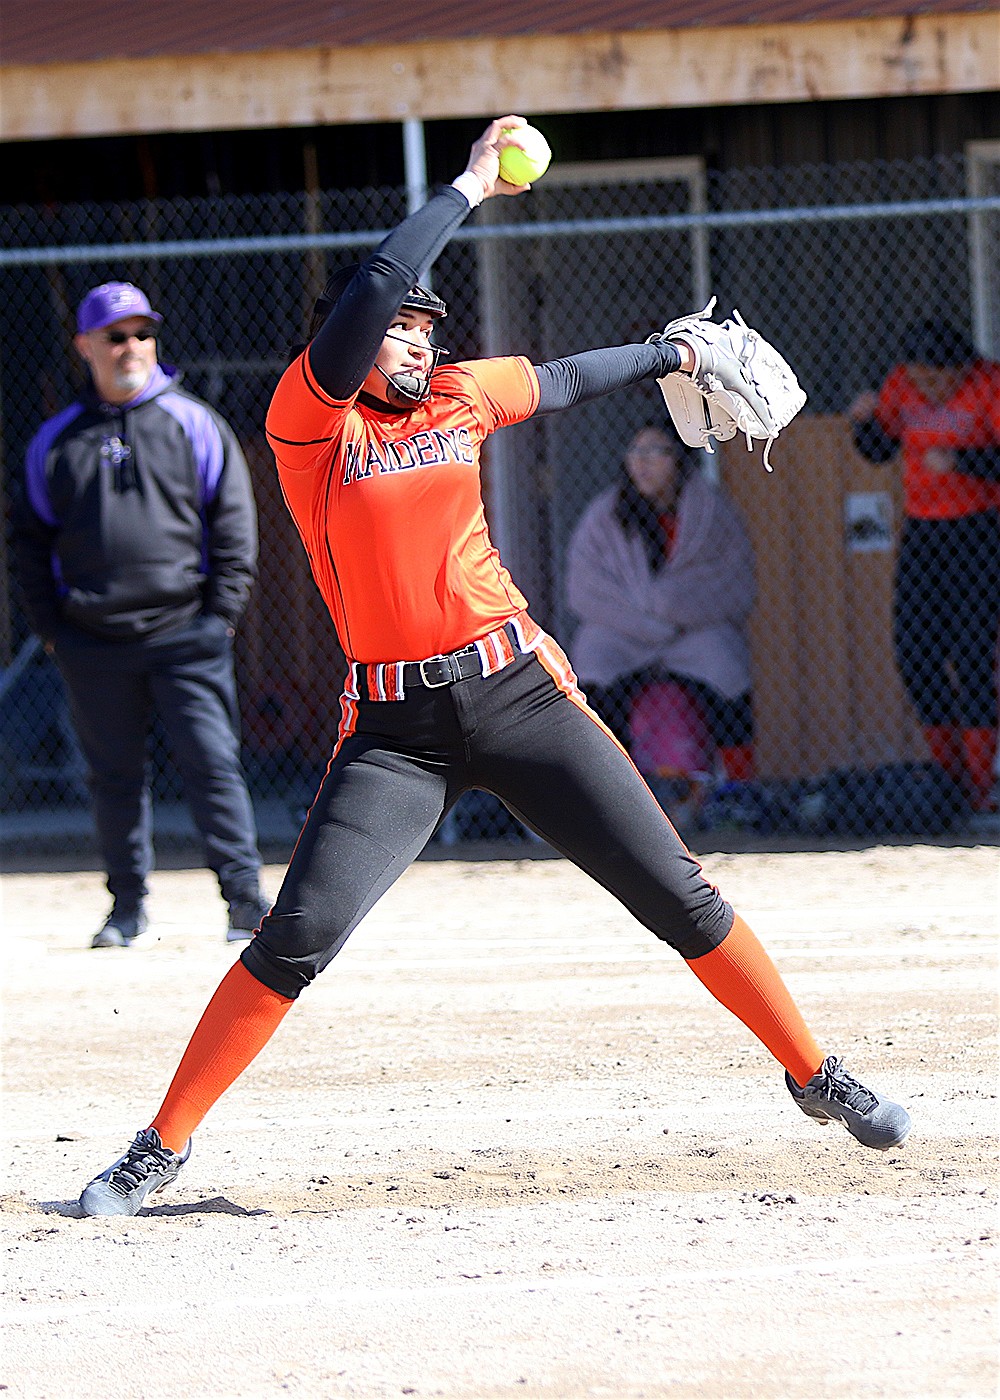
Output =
[{"x1": 1, "y1": 0, "x2": 992, "y2": 65}]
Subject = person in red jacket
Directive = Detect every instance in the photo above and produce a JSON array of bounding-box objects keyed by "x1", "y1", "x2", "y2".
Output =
[{"x1": 851, "y1": 321, "x2": 1000, "y2": 815}]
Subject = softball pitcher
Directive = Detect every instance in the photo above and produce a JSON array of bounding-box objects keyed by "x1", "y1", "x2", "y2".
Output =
[{"x1": 80, "y1": 116, "x2": 910, "y2": 1216}]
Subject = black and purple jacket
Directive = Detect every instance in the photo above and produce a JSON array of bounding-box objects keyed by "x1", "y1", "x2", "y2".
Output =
[{"x1": 13, "y1": 365, "x2": 258, "y2": 642}]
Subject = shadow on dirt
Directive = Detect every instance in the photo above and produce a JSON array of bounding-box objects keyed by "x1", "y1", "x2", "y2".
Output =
[{"x1": 40, "y1": 1195, "x2": 271, "y2": 1218}]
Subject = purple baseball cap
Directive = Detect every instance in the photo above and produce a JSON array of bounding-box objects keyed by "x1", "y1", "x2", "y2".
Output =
[{"x1": 76, "y1": 282, "x2": 163, "y2": 334}]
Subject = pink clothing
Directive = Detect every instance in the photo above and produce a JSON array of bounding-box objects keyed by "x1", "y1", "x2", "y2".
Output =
[{"x1": 565, "y1": 473, "x2": 756, "y2": 700}]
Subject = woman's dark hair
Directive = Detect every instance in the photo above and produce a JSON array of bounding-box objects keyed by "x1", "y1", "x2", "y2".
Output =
[{"x1": 613, "y1": 424, "x2": 700, "y2": 573}]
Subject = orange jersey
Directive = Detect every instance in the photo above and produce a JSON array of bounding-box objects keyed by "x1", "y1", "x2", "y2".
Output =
[
  {"x1": 875, "y1": 360, "x2": 1000, "y2": 518},
  {"x1": 266, "y1": 351, "x2": 540, "y2": 662}
]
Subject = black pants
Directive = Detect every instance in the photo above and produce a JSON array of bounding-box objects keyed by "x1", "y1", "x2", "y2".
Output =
[
  {"x1": 54, "y1": 614, "x2": 263, "y2": 909},
  {"x1": 244, "y1": 641, "x2": 734, "y2": 999},
  {"x1": 894, "y1": 513, "x2": 1000, "y2": 728}
]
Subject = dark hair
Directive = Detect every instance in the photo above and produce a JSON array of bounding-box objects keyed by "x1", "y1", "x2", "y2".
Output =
[
  {"x1": 613, "y1": 424, "x2": 699, "y2": 573},
  {"x1": 900, "y1": 320, "x2": 976, "y2": 368}
]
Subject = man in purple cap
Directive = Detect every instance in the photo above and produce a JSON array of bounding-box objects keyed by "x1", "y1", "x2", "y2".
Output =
[{"x1": 13, "y1": 282, "x2": 271, "y2": 948}]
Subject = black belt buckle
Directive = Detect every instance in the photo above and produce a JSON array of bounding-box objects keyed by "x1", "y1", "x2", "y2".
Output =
[{"x1": 418, "y1": 653, "x2": 461, "y2": 688}]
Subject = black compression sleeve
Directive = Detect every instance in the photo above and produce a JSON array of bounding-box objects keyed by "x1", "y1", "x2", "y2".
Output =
[
  {"x1": 307, "y1": 185, "x2": 473, "y2": 400},
  {"x1": 533, "y1": 342, "x2": 682, "y2": 415}
]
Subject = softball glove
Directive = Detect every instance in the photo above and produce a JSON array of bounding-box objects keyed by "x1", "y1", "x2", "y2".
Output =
[{"x1": 648, "y1": 298, "x2": 807, "y2": 470}]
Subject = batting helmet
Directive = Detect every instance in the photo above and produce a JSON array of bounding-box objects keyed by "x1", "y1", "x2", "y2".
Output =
[{"x1": 311, "y1": 265, "x2": 447, "y2": 336}]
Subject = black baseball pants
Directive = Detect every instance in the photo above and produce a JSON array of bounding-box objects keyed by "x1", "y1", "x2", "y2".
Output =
[
  {"x1": 244, "y1": 641, "x2": 734, "y2": 999},
  {"x1": 54, "y1": 613, "x2": 264, "y2": 910}
]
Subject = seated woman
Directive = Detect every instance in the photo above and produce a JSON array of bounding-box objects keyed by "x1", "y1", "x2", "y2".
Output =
[{"x1": 566, "y1": 422, "x2": 757, "y2": 783}]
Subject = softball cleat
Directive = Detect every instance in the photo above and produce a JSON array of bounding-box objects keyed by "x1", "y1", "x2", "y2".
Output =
[
  {"x1": 79, "y1": 1127, "x2": 191, "y2": 1216},
  {"x1": 785, "y1": 1055, "x2": 911, "y2": 1151}
]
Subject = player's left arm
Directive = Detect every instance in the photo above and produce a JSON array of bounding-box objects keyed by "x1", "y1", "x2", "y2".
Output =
[
  {"x1": 461, "y1": 342, "x2": 697, "y2": 444},
  {"x1": 532, "y1": 342, "x2": 689, "y2": 416}
]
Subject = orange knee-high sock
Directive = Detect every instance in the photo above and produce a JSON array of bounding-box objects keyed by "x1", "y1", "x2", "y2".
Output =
[
  {"x1": 685, "y1": 913, "x2": 824, "y2": 1088},
  {"x1": 151, "y1": 961, "x2": 295, "y2": 1152}
]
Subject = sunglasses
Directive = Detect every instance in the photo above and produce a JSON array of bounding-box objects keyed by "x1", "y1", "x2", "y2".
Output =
[{"x1": 102, "y1": 328, "x2": 158, "y2": 344}]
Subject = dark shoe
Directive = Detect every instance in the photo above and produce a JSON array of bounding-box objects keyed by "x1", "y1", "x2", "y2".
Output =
[
  {"x1": 786, "y1": 1055, "x2": 911, "y2": 1151},
  {"x1": 226, "y1": 894, "x2": 271, "y2": 943},
  {"x1": 79, "y1": 1127, "x2": 191, "y2": 1217},
  {"x1": 91, "y1": 906, "x2": 148, "y2": 949}
]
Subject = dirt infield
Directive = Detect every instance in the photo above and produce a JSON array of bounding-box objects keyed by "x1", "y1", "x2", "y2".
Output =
[{"x1": 1, "y1": 843, "x2": 997, "y2": 1399}]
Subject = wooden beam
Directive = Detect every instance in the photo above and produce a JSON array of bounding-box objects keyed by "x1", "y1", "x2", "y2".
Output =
[{"x1": 2, "y1": 13, "x2": 997, "y2": 142}]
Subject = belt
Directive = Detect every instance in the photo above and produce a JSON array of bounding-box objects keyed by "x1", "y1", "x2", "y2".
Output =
[
  {"x1": 403, "y1": 645, "x2": 491, "y2": 690},
  {"x1": 356, "y1": 617, "x2": 535, "y2": 702}
]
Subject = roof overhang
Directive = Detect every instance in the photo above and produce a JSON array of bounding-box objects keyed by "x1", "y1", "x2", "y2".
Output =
[{"x1": 2, "y1": 13, "x2": 997, "y2": 142}]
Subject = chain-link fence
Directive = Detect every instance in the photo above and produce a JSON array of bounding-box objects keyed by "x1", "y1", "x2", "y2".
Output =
[{"x1": 3, "y1": 147, "x2": 999, "y2": 853}]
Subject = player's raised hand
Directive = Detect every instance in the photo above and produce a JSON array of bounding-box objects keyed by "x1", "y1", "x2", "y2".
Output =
[{"x1": 463, "y1": 116, "x2": 531, "y2": 199}]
